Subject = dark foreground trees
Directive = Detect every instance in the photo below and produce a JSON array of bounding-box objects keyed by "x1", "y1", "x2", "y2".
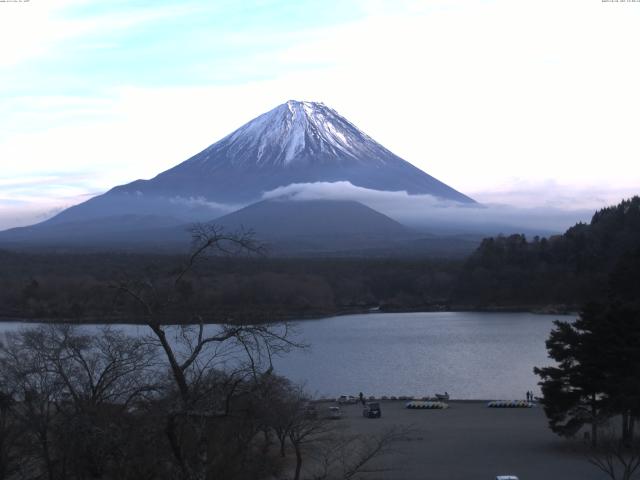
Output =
[
  {"x1": 113, "y1": 225, "x2": 303, "y2": 480},
  {"x1": 0, "y1": 324, "x2": 160, "y2": 480},
  {"x1": 0, "y1": 324, "x2": 402, "y2": 480},
  {"x1": 535, "y1": 303, "x2": 640, "y2": 446},
  {"x1": 535, "y1": 246, "x2": 640, "y2": 475},
  {"x1": 0, "y1": 226, "x2": 406, "y2": 479},
  {"x1": 586, "y1": 429, "x2": 640, "y2": 480},
  {"x1": 534, "y1": 304, "x2": 611, "y2": 446},
  {"x1": 0, "y1": 324, "x2": 295, "y2": 479},
  {"x1": 535, "y1": 306, "x2": 640, "y2": 480}
]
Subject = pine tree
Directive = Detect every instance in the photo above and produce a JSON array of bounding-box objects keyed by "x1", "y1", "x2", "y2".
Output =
[{"x1": 534, "y1": 303, "x2": 610, "y2": 446}]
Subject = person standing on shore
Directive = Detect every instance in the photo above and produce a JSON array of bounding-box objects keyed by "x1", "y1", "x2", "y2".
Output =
[{"x1": 359, "y1": 392, "x2": 365, "y2": 405}]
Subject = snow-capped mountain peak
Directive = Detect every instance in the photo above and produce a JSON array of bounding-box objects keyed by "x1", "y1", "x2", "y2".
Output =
[
  {"x1": 135, "y1": 99, "x2": 476, "y2": 204},
  {"x1": 188, "y1": 100, "x2": 390, "y2": 170},
  {"x1": 36, "y1": 100, "x2": 474, "y2": 230}
]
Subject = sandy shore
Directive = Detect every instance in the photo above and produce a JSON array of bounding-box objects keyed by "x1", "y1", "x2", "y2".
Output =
[{"x1": 316, "y1": 400, "x2": 601, "y2": 480}]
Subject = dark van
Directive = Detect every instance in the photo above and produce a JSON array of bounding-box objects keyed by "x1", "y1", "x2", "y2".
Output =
[{"x1": 363, "y1": 402, "x2": 381, "y2": 418}]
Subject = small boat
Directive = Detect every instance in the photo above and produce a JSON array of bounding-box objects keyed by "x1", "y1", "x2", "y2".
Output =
[
  {"x1": 406, "y1": 400, "x2": 448, "y2": 409},
  {"x1": 435, "y1": 393, "x2": 450, "y2": 401},
  {"x1": 487, "y1": 400, "x2": 533, "y2": 408}
]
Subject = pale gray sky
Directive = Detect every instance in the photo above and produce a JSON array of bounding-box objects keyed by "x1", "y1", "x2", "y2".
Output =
[{"x1": 1, "y1": 0, "x2": 639, "y2": 229}]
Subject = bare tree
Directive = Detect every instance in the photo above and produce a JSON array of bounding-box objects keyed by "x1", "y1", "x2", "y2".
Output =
[
  {"x1": 310, "y1": 427, "x2": 411, "y2": 480},
  {"x1": 0, "y1": 328, "x2": 67, "y2": 480},
  {"x1": 287, "y1": 405, "x2": 334, "y2": 480},
  {"x1": 27, "y1": 324, "x2": 158, "y2": 410},
  {"x1": 0, "y1": 324, "x2": 160, "y2": 480},
  {"x1": 587, "y1": 428, "x2": 640, "y2": 480},
  {"x1": 0, "y1": 390, "x2": 22, "y2": 480},
  {"x1": 113, "y1": 224, "x2": 303, "y2": 480},
  {"x1": 258, "y1": 378, "x2": 410, "y2": 480}
]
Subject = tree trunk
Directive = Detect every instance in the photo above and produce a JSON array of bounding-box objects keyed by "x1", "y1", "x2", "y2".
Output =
[
  {"x1": 149, "y1": 325, "x2": 190, "y2": 402},
  {"x1": 165, "y1": 413, "x2": 187, "y2": 476},
  {"x1": 193, "y1": 423, "x2": 208, "y2": 480},
  {"x1": 293, "y1": 443, "x2": 302, "y2": 480},
  {"x1": 262, "y1": 428, "x2": 271, "y2": 455},
  {"x1": 591, "y1": 394, "x2": 598, "y2": 447},
  {"x1": 40, "y1": 434, "x2": 55, "y2": 480},
  {"x1": 622, "y1": 411, "x2": 633, "y2": 448}
]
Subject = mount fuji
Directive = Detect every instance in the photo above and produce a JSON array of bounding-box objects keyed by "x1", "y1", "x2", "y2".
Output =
[
  {"x1": 138, "y1": 100, "x2": 475, "y2": 202},
  {"x1": 0, "y1": 100, "x2": 478, "y2": 254},
  {"x1": 41, "y1": 100, "x2": 473, "y2": 223}
]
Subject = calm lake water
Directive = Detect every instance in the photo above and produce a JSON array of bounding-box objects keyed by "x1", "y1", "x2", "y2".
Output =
[{"x1": 0, "y1": 311, "x2": 574, "y2": 400}]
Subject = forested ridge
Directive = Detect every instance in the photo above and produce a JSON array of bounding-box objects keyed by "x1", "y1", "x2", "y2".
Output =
[
  {"x1": 1, "y1": 196, "x2": 639, "y2": 323},
  {"x1": 0, "y1": 253, "x2": 460, "y2": 323},
  {"x1": 455, "y1": 196, "x2": 640, "y2": 308}
]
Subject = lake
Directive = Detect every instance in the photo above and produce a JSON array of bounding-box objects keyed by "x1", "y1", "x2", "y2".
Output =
[
  {"x1": 0, "y1": 311, "x2": 573, "y2": 400},
  {"x1": 274, "y1": 311, "x2": 573, "y2": 400}
]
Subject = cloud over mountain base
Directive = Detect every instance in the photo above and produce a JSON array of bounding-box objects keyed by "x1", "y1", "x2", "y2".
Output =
[{"x1": 262, "y1": 181, "x2": 596, "y2": 235}]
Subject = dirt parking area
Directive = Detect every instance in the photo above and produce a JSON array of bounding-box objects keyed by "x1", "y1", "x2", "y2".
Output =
[{"x1": 318, "y1": 400, "x2": 602, "y2": 480}]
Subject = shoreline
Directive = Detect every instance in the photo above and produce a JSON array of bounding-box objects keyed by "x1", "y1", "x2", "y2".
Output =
[
  {"x1": 0, "y1": 304, "x2": 579, "y2": 325},
  {"x1": 312, "y1": 398, "x2": 536, "y2": 404}
]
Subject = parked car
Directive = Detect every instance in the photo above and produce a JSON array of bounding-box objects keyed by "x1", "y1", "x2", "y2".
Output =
[
  {"x1": 362, "y1": 402, "x2": 381, "y2": 418},
  {"x1": 337, "y1": 395, "x2": 358, "y2": 404},
  {"x1": 328, "y1": 406, "x2": 342, "y2": 419},
  {"x1": 304, "y1": 403, "x2": 318, "y2": 419}
]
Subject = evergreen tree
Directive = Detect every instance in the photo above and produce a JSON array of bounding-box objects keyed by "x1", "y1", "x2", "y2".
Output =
[
  {"x1": 536, "y1": 246, "x2": 640, "y2": 447},
  {"x1": 534, "y1": 303, "x2": 610, "y2": 446}
]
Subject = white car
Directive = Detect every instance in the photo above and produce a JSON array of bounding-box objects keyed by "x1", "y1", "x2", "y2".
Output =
[
  {"x1": 496, "y1": 476, "x2": 519, "y2": 480},
  {"x1": 337, "y1": 395, "x2": 358, "y2": 404}
]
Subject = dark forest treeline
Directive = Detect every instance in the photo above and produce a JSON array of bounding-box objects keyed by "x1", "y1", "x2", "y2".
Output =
[
  {"x1": 0, "y1": 252, "x2": 460, "y2": 323},
  {"x1": 455, "y1": 196, "x2": 640, "y2": 308},
  {"x1": 1, "y1": 196, "x2": 639, "y2": 323},
  {"x1": 531, "y1": 203, "x2": 640, "y2": 466}
]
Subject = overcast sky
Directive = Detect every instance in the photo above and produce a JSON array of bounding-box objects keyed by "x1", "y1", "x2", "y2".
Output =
[{"x1": 1, "y1": 0, "x2": 639, "y2": 229}]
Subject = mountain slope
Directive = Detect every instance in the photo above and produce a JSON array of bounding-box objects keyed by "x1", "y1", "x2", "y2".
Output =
[
  {"x1": 131, "y1": 100, "x2": 474, "y2": 202},
  {"x1": 0, "y1": 200, "x2": 419, "y2": 255},
  {"x1": 41, "y1": 100, "x2": 473, "y2": 227},
  {"x1": 213, "y1": 199, "x2": 421, "y2": 255},
  {"x1": 0, "y1": 214, "x2": 189, "y2": 251},
  {"x1": 215, "y1": 199, "x2": 411, "y2": 238},
  {"x1": 0, "y1": 100, "x2": 478, "y2": 253}
]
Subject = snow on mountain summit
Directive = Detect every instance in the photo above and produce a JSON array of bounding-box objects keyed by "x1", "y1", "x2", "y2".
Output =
[
  {"x1": 116, "y1": 99, "x2": 477, "y2": 204},
  {"x1": 187, "y1": 100, "x2": 393, "y2": 170}
]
